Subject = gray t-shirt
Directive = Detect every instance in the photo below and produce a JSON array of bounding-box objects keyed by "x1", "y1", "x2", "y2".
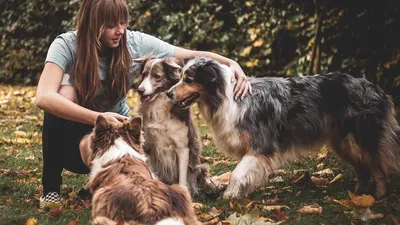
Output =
[{"x1": 45, "y1": 30, "x2": 175, "y2": 116}]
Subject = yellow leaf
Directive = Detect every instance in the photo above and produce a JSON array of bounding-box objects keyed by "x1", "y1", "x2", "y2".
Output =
[
  {"x1": 297, "y1": 204, "x2": 323, "y2": 215},
  {"x1": 26, "y1": 217, "x2": 38, "y2": 225},
  {"x1": 348, "y1": 191, "x2": 375, "y2": 208},
  {"x1": 246, "y1": 59, "x2": 259, "y2": 68},
  {"x1": 240, "y1": 46, "x2": 252, "y2": 57},
  {"x1": 253, "y1": 38, "x2": 264, "y2": 47}
]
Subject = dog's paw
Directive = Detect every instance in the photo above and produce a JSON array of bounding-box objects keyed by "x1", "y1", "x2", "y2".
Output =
[
  {"x1": 203, "y1": 172, "x2": 230, "y2": 194},
  {"x1": 222, "y1": 185, "x2": 242, "y2": 199}
]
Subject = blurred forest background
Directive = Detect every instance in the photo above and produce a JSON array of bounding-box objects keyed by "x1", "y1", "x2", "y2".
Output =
[{"x1": 1, "y1": 0, "x2": 400, "y2": 103}]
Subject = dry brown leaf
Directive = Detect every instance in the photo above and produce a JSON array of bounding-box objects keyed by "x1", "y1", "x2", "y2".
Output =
[
  {"x1": 209, "y1": 207, "x2": 224, "y2": 217},
  {"x1": 348, "y1": 191, "x2": 375, "y2": 208},
  {"x1": 310, "y1": 176, "x2": 330, "y2": 186},
  {"x1": 262, "y1": 205, "x2": 290, "y2": 211},
  {"x1": 213, "y1": 160, "x2": 232, "y2": 167},
  {"x1": 313, "y1": 168, "x2": 334, "y2": 176},
  {"x1": 67, "y1": 217, "x2": 80, "y2": 225},
  {"x1": 14, "y1": 130, "x2": 27, "y2": 137},
  {"x1": 297, "y1": 204, "x2": 323, "y2": 215},
  {"x1": 329, "y1": 173, "x2": 343, "y2": 184},
  {"x1": 262, "y1": 195, "x2": 279, "y2": 205},
  {"x1": 334, "y1": 191, "x2": 375, "y2": 209},
  {"x1": 270, "y1": 176, "x2": 285, "y2": 183},
  {"x1": 49, "y1": 206, "x2": 63, "y2": 217},
  {"x1": 6, "y1": 198, "x2": 12, "y2": 205}
]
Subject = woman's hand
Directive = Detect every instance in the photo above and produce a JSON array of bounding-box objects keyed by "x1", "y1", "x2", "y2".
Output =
[
  {"x1": 229, "y1": 60, "x2": 252, "y2": 100},
  {"x1": 99, "y1": 112, "x2": 129, "y2": 124}
]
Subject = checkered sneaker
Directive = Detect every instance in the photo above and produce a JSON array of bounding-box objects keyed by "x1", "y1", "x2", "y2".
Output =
[{"x1": 39, "y1": 192, "x2": 62, "y2": 209}]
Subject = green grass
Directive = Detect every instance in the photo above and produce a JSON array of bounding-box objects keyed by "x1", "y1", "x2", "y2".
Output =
[{"x1": 1, "y1": 85, "x2": 399, "y2": 225}]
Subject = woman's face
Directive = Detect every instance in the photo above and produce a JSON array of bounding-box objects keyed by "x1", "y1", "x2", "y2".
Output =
[{"x1": 100, "y1": 22, "x2": 127, "y2": 49}]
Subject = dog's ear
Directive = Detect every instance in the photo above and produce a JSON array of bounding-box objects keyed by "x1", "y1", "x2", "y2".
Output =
[
  {"x1": 129, "y1": 116, "x2": 143, "y2": 140},
  {"x1": 94, "y1": 115, "x2": 110, "y2": 133},
  {"x1": 195, "y1": 61, "x2": 219, "y2": 85},
  {"x1": 133, "y1": 56, "x2": 156, "y2": 74},
  {"x1": 163, "y1": 58, "x2": 183, "y2": 81}
]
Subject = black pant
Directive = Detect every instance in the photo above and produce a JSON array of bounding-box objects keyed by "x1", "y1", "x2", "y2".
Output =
[{"x1": 42, "y1": 112, "x2": 92, "y2": 194}]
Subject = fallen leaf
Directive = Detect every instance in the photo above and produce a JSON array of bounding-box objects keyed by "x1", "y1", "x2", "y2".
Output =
[
  {"x1": 262, "y1": 205, "x2": 290, "y2": 211},
  {"x1": 329, "y1": 173, "x2": 343, "y2": 184},
  {"x1": 334, "y1": 191, "x2": 375, "y2": 209},
  {"x1": 269, "y1": 176, "x2": 285, "y2": 183},
  {"x1": 310, "y1": 176, "x2": 330, "y2": 186},
  {"x1": 226, "y1": 208, "x2": 281, "y2": 225},
  {"x1": 297, "y1": 204, "x2": 323, "y2": 215},
  {"x1": 209, "y1": 207, "x2": 224, "y2": 217},
  {"x1": 262, "y1": 195, "x2": 279, "y2": 205},
  {"x1": 348, "y1": 191, "x2": 375, "y2": 208},
  {"x1": 49, "y1": 206, "x2": 63, "y2": 217},
  {"x1": 393, "y1": 217, "x2": 400, "y2": 225},
  {"x1": 14, "y1": 130, "x2": 27, "y2": 137},
  {"x1": 6, "y1": 198, "x2": 12, "y2": 205},
  {"x1": 26, "y1": 217, "x2": 38, "y2": 225},
  {"x1": 313, "y1": 168, "x2": 334, "y2": 176}
]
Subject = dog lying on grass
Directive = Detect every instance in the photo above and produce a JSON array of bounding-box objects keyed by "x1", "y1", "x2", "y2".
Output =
[{"x1": 79, "y1": 115, "x2": 201, "y2": 225}]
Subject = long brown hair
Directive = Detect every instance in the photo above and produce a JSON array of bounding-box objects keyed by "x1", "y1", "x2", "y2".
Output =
[{"x1": 75, "y1": 0, "x2": 131, "y2": 110}]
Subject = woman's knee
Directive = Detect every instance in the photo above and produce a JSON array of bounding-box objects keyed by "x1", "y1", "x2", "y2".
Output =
[{"x1": 58, "y1": 85, "x2": 77, "y2": 103}]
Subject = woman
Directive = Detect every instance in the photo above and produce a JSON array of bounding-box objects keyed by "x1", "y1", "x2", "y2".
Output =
[{"x1": 35, "y1": 0, "x2": 251, "y2": 208}]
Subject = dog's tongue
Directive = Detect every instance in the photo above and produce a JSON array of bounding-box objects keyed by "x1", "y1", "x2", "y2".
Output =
[{"x1": 140, "y1": 95, "x2": 152, "y2": 103}]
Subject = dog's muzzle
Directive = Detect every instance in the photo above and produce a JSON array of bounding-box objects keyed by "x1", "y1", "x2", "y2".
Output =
[{"x1": 166, "y1": 90, "x2": 174, "y2": 99}]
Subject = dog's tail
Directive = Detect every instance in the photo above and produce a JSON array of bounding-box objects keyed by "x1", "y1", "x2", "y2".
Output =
[{"x1": 380, "y1": 114, "x2": 400, "y2": 172}]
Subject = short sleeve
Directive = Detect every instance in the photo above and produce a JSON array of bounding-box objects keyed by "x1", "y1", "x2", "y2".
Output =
[
  {"x1": 128, "y1": 30, "x2": 175, "y2": 58},
  {"x1": 45, "y1": 35, "x2": 75, "y2": 73}
]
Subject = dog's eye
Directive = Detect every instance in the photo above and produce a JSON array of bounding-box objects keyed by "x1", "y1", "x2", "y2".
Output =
[
  {"x1": 184, "y1": 77, "x2": 193, "y2": 84},
  {"x1": 153, "y1": 74, "x2": 162, "y2": 80}
]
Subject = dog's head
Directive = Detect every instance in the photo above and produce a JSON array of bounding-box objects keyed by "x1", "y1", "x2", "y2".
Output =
[
  {"x1": 80, "y1": 115, "x2": 144, "y2": 168},
  {"x1": 166, "y1": 57, "x2": 227, "y2": 109},
  {"x1": 135, "y1": 56, "x2": 183, "y2": 103}
]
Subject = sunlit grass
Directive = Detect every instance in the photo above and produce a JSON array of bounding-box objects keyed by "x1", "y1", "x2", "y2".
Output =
[{"x1": 0, "y1": 86, "x2": 399, "y2": 225}]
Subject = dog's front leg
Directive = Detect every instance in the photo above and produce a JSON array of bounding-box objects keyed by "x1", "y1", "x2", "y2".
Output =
[
  {"x1": 223, "y1": 154, "x2": 270, "y2": 199},
  {"x1": 178, "y1": 148, "x2": 189, "y2": 187}
]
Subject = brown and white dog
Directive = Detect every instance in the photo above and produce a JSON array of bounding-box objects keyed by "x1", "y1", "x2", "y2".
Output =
[
  {"x1": 79, "y1": 115, "x2": 201, "y2": 225},
  {"x1": 135, "y1": 56, "x2": 208, "y2": 195}
]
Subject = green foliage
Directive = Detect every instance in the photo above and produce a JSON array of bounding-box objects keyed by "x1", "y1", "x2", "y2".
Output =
[
  {"x1": 1, "y1": 0, "x2": 400, "y2": 103},
  {"x1": 0, "y1": 0, "x2": 79, "y2": 84}
]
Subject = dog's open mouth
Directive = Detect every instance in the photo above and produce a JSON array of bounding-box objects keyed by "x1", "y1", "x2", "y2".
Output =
[
  {"x1": 179, "y1": 93, "x2": 200, "y2": 108},
  {"x1": 140, "y1": 93, "x2": 157, "y2": 103}
]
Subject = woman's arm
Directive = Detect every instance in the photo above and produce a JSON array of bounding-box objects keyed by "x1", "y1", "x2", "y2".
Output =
[
  {"x1": 35, "y1": 62, "x2": 127, "y2": 125},
  {"x1": 173, "y1": 47, "x2": 252, "y2": 100}
]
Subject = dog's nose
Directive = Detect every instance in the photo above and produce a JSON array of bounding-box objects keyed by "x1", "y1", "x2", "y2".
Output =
[
  {"x1": 137, "y1": 87, "x2": 144, "y2": 95},
  {"x1": 166, "y1": 91, "x2": 174, "y2": 99}
]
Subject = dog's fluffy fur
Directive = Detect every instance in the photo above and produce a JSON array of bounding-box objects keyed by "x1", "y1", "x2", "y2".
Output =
[
  {"x1": 79, "y1": 115, "x2": 200, "y2": 225},
  {"x1": 167, "y1": 56, "x2": 400, "y2": 199},
  {"x1": 135, "y1": 56, "x2": 208, "y2": 195}
]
